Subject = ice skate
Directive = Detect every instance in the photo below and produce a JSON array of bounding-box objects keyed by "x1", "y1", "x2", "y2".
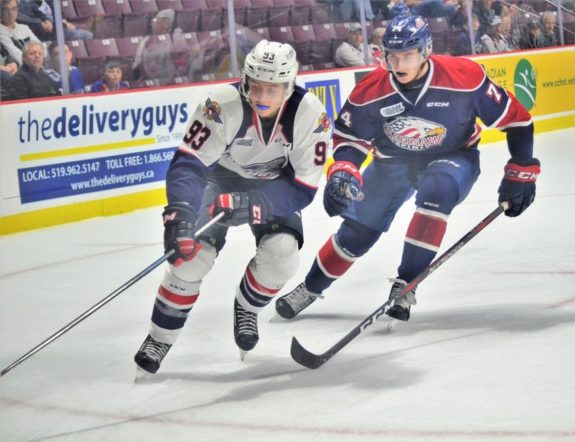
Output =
[
  {"x1": 275, "y1": 282, "x2": 322, "y2": 319},
  {"x1": 234, "y1": 300, "x2": 259, "y2": 358},
  {"x1": 134, "y1": 334, "x2": 172, "y2": 377},
  {"x1": 385, "y1": 279, "x2": 417, "y2": 321}
]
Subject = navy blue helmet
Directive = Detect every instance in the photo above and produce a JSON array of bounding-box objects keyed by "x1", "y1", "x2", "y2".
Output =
[{"x1": 383, "y1": 15, "x2": 432, "y2": 53}]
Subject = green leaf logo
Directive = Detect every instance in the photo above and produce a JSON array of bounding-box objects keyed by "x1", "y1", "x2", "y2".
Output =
[{"x1": 514, "y1": 59, "x2": 536, "y2": 111}]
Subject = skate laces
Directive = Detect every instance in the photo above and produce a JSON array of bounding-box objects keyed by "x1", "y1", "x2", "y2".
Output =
[
  {"x1": 388, "y1": 278, "x2": 417, "y2": 306},
  {"x1": 142, "y1": 336, "x2": 171, "y2": 361},
  {"x1": 236, "y1": 303, "x2": 258, "y2": 335},
  {"x1": 285, "y1": 283, "x2": 323, "y2": 311}
]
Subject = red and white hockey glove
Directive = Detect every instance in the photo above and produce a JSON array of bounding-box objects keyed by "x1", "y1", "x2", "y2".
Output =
[
  {"x1": 498, "y1": 158, "x2": 540, "y2": 217},
  {"x1": 209, "y1": 192, "x2": 271, "y2": 226},
  {"x1": 323, "y1": 161, "x2": 364, "y2": 217},
  {"x1": 162, "y1": 203, "x2": 202, "y2": 266}
]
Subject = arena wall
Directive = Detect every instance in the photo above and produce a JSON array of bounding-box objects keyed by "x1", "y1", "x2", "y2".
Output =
[{"x1": 1, "y1": 46, "x2": 573, "y2": 235}]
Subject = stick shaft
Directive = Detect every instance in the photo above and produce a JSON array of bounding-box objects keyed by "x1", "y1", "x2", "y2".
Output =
[
  {"x1": 1, "y1": 212, "x2": 223, "y2": 377},
  {"x1": 291, "y1": 204, "x2": 507, "y2": 369}
]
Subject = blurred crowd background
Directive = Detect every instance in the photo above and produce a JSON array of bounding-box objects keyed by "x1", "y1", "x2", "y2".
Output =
[{"x1": 0, "y1": 0, "x2": 573, "y2": 100}]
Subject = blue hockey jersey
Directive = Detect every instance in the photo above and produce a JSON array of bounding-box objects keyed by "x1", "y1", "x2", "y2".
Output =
[{"x1": 333, "y1": 55, "x2": 534, "y2": 163}]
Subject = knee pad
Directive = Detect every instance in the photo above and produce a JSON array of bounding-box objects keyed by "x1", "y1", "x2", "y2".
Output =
[
  {"x1": 416, "y1": 173, "x2": 459, "y2": 215},
  {"x1": 249, "y1": 233, "x2": 299, "y2": 287},
  {"x1": 167, "y1": 240, "x2": 217, "y2": 287}
]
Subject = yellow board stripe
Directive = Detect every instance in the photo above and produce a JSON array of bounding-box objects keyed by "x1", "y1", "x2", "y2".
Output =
[
  {"x1": 0, "y1": 188, "x2": 167, "y2": 236},
  {"x1": 20, "y1": 137, "x2": 156, "y2": 162}
]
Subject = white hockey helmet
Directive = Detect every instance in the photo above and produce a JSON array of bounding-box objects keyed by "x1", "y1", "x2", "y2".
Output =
[{"x1": 240, "y1": 40, "x2": 299, "y2": 100}]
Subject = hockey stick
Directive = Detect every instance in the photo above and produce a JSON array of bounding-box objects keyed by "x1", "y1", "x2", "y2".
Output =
[
  {"x1": 0, "y1": 212, "x2": 224, "y2": 378},
  {"x1": 291, "y1": 203, "x2": 508, "y2": 369}
]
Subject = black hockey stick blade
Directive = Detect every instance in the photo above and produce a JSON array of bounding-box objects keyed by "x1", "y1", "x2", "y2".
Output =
[
  {"x1": 290, "y1": 337, "x2": 326, "y2": 369},
  {"x1": 290, "y1": 204, "x2": 507, "y2": 369},
  {"x1": 290, "y1": 301, "x2": 387, "y2": 369}
]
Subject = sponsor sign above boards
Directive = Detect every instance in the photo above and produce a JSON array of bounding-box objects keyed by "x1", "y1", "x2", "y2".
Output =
[{"x1": 0, "y1": 47, "x2": 573, "y2": 234}]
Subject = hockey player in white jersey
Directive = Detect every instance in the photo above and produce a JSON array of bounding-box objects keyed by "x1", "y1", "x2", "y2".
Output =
[{"x1": 134, "y1": 40, "x2": 331, "y2": 374}]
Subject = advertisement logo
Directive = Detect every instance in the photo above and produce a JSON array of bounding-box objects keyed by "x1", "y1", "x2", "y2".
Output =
[
  {"x1": 514, "y1": 59, "x2": 536, "y2": 111},
  {"x1": 305, "y1": 79, "x2": 341, "y2": 126}
]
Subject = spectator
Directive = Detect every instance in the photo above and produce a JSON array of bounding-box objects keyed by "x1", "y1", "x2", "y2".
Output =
[
  {"x1": 371, "y1": 0, "x2": 391, "y2": 19},
  {"x1": 5, "y1": 40, "x2": 60, "y2": 100},
  {"x1": 334, "y1": 23, "x2": 366, "y2": 67},
  {"x1": 369, "y1": 26, "x2": 386, "y2": 60},
  {"x1": 46, "y1": 41, "x2": 85, "y2": 93},
  {"x1": 480, "y1": 15, "x2": 511, "y2": 52},
  {"x1": 500, "y1": 13, "x2": 518, "y2": 49},
  {"x1": 519, "y1": 19, "x2": 545, "y2": 49},
  {"x1": 0, "y1": 0, "x2": 40, "y2": 66},
  {"x1": 1, "y1": 57, "x2": 16, "y2": 76},
  {"x1": 407, "y1": 0, "x2": 457, "y2": 18},
  {"x1": 0, "y1": 58, "x2": 16, "y2": 99},
  {"x1": 390, "y1": 0, "x2": 411, "y2": 17},
  {"x1": 453, "y1": 13, "x2": 482, "y2": 55},
  {"x1": 36, "y1": 0, "x2": 93, "y2": 41},
  {"x1": 540, "y1": 11, "x2": 557, "y2": 46},
  {"x1": 90, "y1": 60, "x2": 129, "y2": 92},
  {"x1": 341, "y1": 0, "x2": 376, "y2": 21},
  {"x1": 449, "y1": 0, "x2": 469, "y2": 30},
  {"x1": 474, "y1": 0, "x2": 496, "y2": 36},
  {"x1": 17, "y1": 0, "x2": 53, "y2": 41},
  {"x1": 132, "y1": 9, "x2": 185, "y2": 83}
]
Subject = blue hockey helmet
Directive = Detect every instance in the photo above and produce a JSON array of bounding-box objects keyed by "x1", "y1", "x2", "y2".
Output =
[{"x1": 383, "y1": 15, "x2": 432, "y2": 54}]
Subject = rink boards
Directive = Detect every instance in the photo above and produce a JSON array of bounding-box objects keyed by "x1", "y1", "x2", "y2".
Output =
[{"x1": 0, "y1": 46, "x2": 573, "y2": 235}]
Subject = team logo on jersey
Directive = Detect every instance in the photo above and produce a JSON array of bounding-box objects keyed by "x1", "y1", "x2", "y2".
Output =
[
  {"x1": 380, "y1": 103, "x2": 405, "y2": 117},
  {"x1": 384, "y1": 117, "x2": 446, "y2": 151},
  {"x1": 202, "y1": 98, "x2": 223, "y2": 124},
  {"x1": 313, "y1": 112, "x2": 332, "y2": 133},
  {"x1": 240, "y1": 157, "x2": 287, "y2": 179}
]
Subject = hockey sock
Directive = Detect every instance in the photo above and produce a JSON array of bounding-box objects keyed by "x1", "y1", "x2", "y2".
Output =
[
  {"x1": 305, "y1": 234, "x2": 357, "y2": 294},
  {"x1": 237, "y1": 266, "x2": 281, "y2": 312},
  {"x1": 150, "y1": 284, "x2": 199, "y2": 344},
  {"x1": 398, "y1": 208, "x2": 448, "y2": 281}
]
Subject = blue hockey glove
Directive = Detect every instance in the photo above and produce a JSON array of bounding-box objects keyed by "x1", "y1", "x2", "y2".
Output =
[
  {"x1": 498, "y1": 157, "x2": 540, "y2": 217},
  {"x1": 323, "y1": 161, "x2": 364, "y2": 217},
  {"x1": 209, "y1": 192, "x2": 271, "y2": 226},
  {"x1": 163, "y1": 203, "x2": 202, "y2": 266}
]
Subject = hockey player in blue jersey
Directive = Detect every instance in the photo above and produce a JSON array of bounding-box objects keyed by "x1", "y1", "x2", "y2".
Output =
[
  {"x1": 275, "y1": 15, "x2": 540, "y2": 321},
  {"x1": 134, "y1": 40, "x2": 331, "y2": 375}
]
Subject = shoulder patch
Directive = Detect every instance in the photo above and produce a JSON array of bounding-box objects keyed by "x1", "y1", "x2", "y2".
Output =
[
  {"x1": 202, "y1": 97, "x2": 223, "y2": 123},
  {"x1": 313, "y1": 112, "x2": 332, "y2": 133}
]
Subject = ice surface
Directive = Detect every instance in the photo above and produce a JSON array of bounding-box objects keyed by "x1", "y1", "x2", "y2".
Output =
[{"x1": 1, "y1": 129, "x2": 574, "y2": 442}]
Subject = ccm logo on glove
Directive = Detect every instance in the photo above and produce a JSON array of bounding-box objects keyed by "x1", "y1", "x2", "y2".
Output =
[{"x1": 503, "y1": 163, "x2": 540, "y2": 182}]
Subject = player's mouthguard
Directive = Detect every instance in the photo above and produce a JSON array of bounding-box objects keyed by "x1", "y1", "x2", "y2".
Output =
[{"x1": 256, "y1": 104, "x2": 270, "y2": 110}]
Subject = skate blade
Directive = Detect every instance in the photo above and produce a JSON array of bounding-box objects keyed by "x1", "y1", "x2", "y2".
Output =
[
  {"x1": 239, "y1": 349, "x2": 248, "y2": 361},
  {"x1": 134, "y1": 367, "x2": 153, "y2": 383}
]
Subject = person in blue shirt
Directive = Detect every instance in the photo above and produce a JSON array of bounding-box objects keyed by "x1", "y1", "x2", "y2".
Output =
[
  {"x1": 90, "y1": 60, "x2": 129, "y2": 93},
  {"x1": 46, "y1": 41, "x2": 84, "y2": 93}
]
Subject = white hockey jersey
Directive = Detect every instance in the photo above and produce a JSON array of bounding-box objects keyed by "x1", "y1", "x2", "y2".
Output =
[{"x1": 178, "y1": 83, "x2": 332, "y2": 191}]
